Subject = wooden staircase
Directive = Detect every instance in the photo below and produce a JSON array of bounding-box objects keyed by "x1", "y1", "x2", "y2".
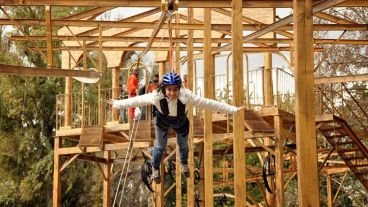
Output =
[{"x1": 318, "y1": 115, "x2": 368, "y2": 190}]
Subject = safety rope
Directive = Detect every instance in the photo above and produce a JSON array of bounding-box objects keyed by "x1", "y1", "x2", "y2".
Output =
[
  {"x1": 111, "y1": 114, "x2": 141, "y2": 207},
  {"x1": 118, "y1": 115, "x2": 141, "y2": 207}
]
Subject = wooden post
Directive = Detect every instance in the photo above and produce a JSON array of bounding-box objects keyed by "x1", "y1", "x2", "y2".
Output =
[
  {"x1": 98, "y1": 25, "x2": 103, "y2": 126},
  {"x1": 112, "y1": 67, "x2": 120, "y2": 121},
  {"x1": 264, "y1": 42, "x2": 275, "y2": 206},
  {"x1": 45, "y1": 5, "x2": 53, "y2": 68},
  {"x1": 53, "y1": 137, "x2": 61, "y2": 207},
  {"x1": 175, "y1": 13, "x2": 181, "y2": 74},
  {"x1": 159, "y1": 61, "x2": 166, "y2": 79},
  {"x1": 232, "y1": 1, "x2": 246, "y2": 206},
  {"x1": 103, "y1": 151, "x2": 111, "y2": 207},
  {"x1": 153, "y1": 164, "x2": 165, "y2": 207},
  {"x1": 245, "y1": 54, "x2": 251, "y2": 109},
  {"x1": 187, "y1": 7, "x2": 195, "y2": 207},
  {"x1": 327, "y1": 175, "x2": 333, "y2": 207},
  {"x1": 263, "y1": 53, "x2": 274, "y2": 106},
  {"x1": 294, "y1": 0, "x2": 320, "y2": 206},
  {"x1": 64, "y1": 54, "x2": 72, "y2": 127},
  {"x1": 203, "y1": 8, "x2": 214, "y2": 207},
  {"x1": 175, "y1": 16, "x2": 182, "y2": 204},
  {"x1": 176, "y1": 147, "x2": 182, "y2": 207},
  {"x1": 198, "y1": 143, "x2": 205, "y2": 207},
  {"x1": 274, "y1": 115, "x2": 285, "y2": 207}
]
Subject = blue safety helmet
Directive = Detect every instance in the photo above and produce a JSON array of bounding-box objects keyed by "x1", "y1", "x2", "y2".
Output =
[{"x1": 162, "y1": 72, "x2": 182, "y2": 86}]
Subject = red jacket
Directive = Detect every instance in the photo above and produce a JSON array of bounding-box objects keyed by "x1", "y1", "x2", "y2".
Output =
[{"x1": 127, "y1": 74, "x2": 138, "y2": 95}]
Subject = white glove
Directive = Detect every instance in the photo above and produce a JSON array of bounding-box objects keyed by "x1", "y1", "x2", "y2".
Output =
[{"x1": 134, "y1": 107, "x2": 142, "y2": 119}]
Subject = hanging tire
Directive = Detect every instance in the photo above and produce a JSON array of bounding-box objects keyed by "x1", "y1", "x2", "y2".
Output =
[
  {"x1": 262, "y1": 154, "x2": 276, "y2": 193},
  {"x1": 141, "y1": 158, "x2": 155, "y2": 192}
]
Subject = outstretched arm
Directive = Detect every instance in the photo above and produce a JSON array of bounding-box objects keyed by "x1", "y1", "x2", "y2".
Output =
[
  {"x1": 107, "y1": 92, "x2": 155, "y2": 109},
  {"x1": 187, "y1": 91, "x2": 244, "y2": 114}
]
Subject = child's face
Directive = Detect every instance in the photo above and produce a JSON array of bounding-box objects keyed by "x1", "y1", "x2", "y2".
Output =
[{"x1": 165, "y1": 85, "x2": 180, "y2": 100}]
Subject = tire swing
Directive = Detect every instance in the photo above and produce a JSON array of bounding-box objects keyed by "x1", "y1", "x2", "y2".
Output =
[
  {"x1": 262, "y1": 154, "x2": 276, "y2": 193},
  {"x1": 141, "y1": 152, "x2": 155, "y2": 192}
]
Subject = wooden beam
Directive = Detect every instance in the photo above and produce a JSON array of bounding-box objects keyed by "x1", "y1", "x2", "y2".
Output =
[
  {"x1": 153, "y1": 163, "x2": 165, "y2": 207},
  {"x1": 2, "y1": 0, "x2": 367, "y2": 7},
  {"x1": 0, "y1": 64, "x2": 102, "y2": 78},
  {"x1": 294, "y1": 0, "x2": 320, "y2": 206},
  {"x1": 203, "y1": 8, "x2": 213, "y2": 207},
  {"x1": 52, "y1": 137, "x2": 61, "y2": 207},
  {"x1": 60, "y1": 154, "x2": 79, "y2": 172},
  {"x1": 186, "y1": 8, "x2": 195, "y2": 207},
  {"x1": 29, "y1": 46, "x2": 325, "y2": 52},
  {"x1": 2, "y1": 19, "x2": 367, "y2": 31},
  {"x1": 45, "y1": 5, "x2": 52, "y2": 68},
  {"x1": 314, "y1": 74, "x2": 368, "y2": 85},
  {"x1": 175, "y1": 147, "x2": 182, "y2": 207},
  {"x1": 264, "y1": 53, "x2": 274, "y2": 106},
  {"x1": 103, "y1": 151, "x2": 111, "y2": 207},
  {"x1": 232, "y1": 1, "x2": 246, "y2": 206},
  {"x1": 63, "y1": 7, "x2": 114, "y2": 20},
  {"x1": 274, "y1": 115, "x2": 285, "y2": 206},
  {"x1": 12, "y1": 35, "x2": 368, "y2": 45},
  {"x1": 315, "y1": 12, "x2": 356, "y2": 24},
  {"x1": 326, "y1": 175, "x2": 333, "y2": 207},
  {"x1": 57, "y1": 142, "x2": 149, "y2": 155}
]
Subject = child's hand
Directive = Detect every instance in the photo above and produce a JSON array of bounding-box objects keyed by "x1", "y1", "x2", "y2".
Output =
[
  {"x1": 106, "y1": 99, "x2": 114, "y2": 105},
  {"x1": 237, "y1": 105, "x2": 246, "y2": 111}
]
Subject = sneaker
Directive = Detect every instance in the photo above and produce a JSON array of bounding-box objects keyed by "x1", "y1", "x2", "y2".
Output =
[
  {"x1": 152, "y1": 168, "x2": 161, "y2": 184},
  {"x1": 182, "y1": 163, "x2": 190, "y2": 178}
]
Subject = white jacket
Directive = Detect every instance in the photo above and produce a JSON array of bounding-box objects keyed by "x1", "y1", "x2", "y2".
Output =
[{"x1": 112, "y1": 88, "x2": 239, "y2": 116}]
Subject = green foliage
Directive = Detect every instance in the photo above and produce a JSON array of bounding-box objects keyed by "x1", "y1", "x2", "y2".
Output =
[{"x1": 0, "y1": 6, "x2": 106, "y2": 207}]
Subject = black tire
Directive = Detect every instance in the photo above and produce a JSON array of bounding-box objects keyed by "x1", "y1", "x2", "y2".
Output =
[
  {"x1": 262, "y1": 154, "x2": 276, "y2": 194},
  {"x1": 141, "y1": 160, "x2": 155, "y2": 192}
]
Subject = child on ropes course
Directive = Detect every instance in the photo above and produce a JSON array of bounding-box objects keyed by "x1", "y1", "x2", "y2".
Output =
[{"x1": 108, "y1": 72, "x2": 245, "y2": 184}]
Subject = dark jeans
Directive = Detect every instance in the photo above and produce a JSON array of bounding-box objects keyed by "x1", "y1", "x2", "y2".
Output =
[{"x1": 151, "y1": 117, "x2": 189, "y2": 169}]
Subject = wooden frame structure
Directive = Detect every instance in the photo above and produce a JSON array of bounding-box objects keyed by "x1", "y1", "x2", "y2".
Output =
[{"x1": 1, "y1": 1, "x2": 368, "y2": 207}]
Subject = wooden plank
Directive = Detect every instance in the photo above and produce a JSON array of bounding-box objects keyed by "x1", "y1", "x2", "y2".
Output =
[
  {"x1": 64, "y1": 76, "x2": 72, "y2": 127},
  {"x1": 45, "y1": 5, "x2": 52, "y2": 68},
  {"x1": 12, "y1": 36, "x2": 368, "y2": 45},
  {"x1": 175, "y1": 147, "x2": 182, "y2": 207},
  {"x1": 103, "y1": 151, "x2": 111, "y2": 207},
  {"x1": 327, "y1": 175, "x2": 333, "y2": 207},
  {"x1": 264, "y1": 53, "x2": 274, "y2": 106},
  {"x1": 315, "y1": 12, "x2": 356, "y2": 24},
  {"x1": 294, "y1": 0, "x2": 320, "y2": 206},
  {"x1": 52, "y1": 137, "x2": 61, "y2": 207},
  {"x1": 2, "y1": 0, "x2": 367, "y2": 7},
  {"x1": 232, "y1": 1, "x2": 246, "y2": 206},
  {"x1": 60, "y1": 154, "x2": 79, "y2": 172},
  {"x1": 63, "y1": 7, "x2": 114, "y2": 20},
  {"x1": 274, "y1": 115, "x2": 285, "y2": 207},
  {"x1": 175, "y1": 13, "x2": 181, "y2": 74},
  {"x1": 79, "y1": 126, "x2": 103, "y2": 147},
  {"x1": 31, "y1": 46, "x2": 326, "y2": 53},
  {"x1": 153, "y1": 163, "x2": 165, "y2": 207},
  {"x1": 0, "y1": 64, "x2": 102, "y2": 78},
  {"x1": 58, "y1": 142, "x2": 149, "y2": 155},
  {"x1": 203, "y1": 8, "x2": 213, "y2": 207},
  {"x1": 186, "y1": 7, "x2": 195, "y2": 207},
  {"x1": 2, "y1": 19, "x2": 367, "y2": 31},
  {"x1": 315, "y1": 74, "x2": 368, "y2": 85}
]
